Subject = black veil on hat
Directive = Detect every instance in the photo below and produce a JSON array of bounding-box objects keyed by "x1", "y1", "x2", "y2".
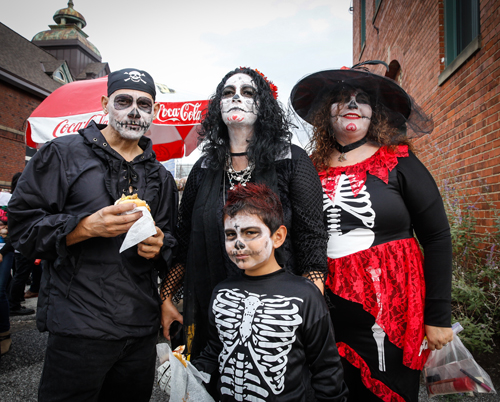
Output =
[{"x1": 290, "y1": 60, "x2": 433, "y2": 138}]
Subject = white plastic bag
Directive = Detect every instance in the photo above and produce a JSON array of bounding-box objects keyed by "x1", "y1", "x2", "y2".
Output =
[
  {"x1": 423, "y1": 322, "x2": 496, "y2": 397},
  {"x1": 156, "y1": 343, "x2": 215, "y2": 402}
]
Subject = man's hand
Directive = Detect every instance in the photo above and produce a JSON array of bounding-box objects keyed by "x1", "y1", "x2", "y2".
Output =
[
  {"x1": 161, "y1": 298, "x2": 183, "y2": 341},
  {"x1": 138, "y1": 226, "x2": 164, "y2": 259},
  {"x1": 425, "y1": 325, "x2": 454, "y2": 351},
  {"x1": 67, "y1": 203, "x2": 142, "y2": 246}
]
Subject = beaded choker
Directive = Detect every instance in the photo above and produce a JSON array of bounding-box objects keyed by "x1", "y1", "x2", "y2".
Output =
[{"x1": 334, "y1": 137, "x2": 368, "y2": 162}]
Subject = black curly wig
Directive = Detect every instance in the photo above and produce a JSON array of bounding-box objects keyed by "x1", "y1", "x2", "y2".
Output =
[{"x1": 198, "y1": 67, "x2": 292, "y2": 171}]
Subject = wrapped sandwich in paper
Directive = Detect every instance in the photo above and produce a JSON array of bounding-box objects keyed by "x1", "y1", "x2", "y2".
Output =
[{"x1": 115, "y1": 194, "x2": 156, "y2": 253}]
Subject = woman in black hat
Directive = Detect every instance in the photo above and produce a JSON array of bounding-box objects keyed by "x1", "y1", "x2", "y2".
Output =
[
  {"x1": 291, "y1": 62, "x2": 454, "y2": 401},
  {"x1": 160, "y1": 67, "x2": 328, "y2": 363}
]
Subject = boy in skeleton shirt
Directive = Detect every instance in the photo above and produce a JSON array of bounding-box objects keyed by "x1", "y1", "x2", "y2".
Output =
[{"x1": 192, "y1": 183, "x2": 348, "y2": 402}]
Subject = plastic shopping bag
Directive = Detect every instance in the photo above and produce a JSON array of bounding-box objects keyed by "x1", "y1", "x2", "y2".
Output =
[
  {"x1": 423, "y1": 322, "x2": 496, "y2": 397},
  {"x1": 156, "y1": 343, "x2": 215, "y2": 402}
]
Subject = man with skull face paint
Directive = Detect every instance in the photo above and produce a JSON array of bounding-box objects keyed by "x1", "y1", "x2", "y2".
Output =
[{"x1": 8, "y1": 68, "x2": 178, "y2": 402}]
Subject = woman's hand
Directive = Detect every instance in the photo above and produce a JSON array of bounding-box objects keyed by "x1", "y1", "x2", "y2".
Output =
[
  {"x1": 0, "y1": 222, "x2": 8, "y2": 238},
  {"x1": 310, "y1": 277, "x2": 324, "y2": 294},
  {"x1": 425, "y1": 325, "x2": 454, "y2": 350},
  {"x1": 304, "y1": 272, "x2": 325, "y2": 294},
  {"x1": 161, "y1": 298, "x2": 183, "y2": 341}
]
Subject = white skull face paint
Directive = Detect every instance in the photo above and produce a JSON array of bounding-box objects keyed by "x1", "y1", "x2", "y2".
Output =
[
  {"x1": 331, "y1": 90, "x2": 372, "y2": 138},
  {"x1": 107, "y1": 89, "x2": 155, "y2": 140},
  {"x1": 224, "y1": 213, "x2": 274, "y2": 275},
  {"x1": 220, "y1": 73, "x2": 258, "y2": 127}
]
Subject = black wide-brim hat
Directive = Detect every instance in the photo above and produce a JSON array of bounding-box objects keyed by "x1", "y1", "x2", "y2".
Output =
[{"x1": 291, "y1": 66, "x2": 412, "y2": 129}]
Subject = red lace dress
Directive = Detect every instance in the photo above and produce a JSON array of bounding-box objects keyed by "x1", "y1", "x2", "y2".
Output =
[{"x1": 319, "y1": 145, "x2": 452, "y2": 401}]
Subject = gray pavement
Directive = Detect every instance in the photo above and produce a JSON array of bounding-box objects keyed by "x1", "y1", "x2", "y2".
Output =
[{"x1": 1, "y1": 295, "x2": 498, "y2": 401}]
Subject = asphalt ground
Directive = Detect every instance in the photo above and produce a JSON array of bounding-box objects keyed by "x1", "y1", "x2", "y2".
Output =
[{"x1": 1, "y1": 294, "x2": 498, "y2": 401}]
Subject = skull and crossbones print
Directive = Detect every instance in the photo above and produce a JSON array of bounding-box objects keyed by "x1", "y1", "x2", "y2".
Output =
[{"x1": 124, "y1": 70, "x2": 147, "y2": 84}]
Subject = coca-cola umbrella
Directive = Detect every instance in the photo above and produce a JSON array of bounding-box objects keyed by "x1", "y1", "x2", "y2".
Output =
[{"x1": 26, "y1": 76, "x2": 209, "y2": 161}]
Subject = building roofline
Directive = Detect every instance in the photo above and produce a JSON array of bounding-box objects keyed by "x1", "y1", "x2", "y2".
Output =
[
  {"x1": 33, "y1": 38, "x2": 102, "y2": 61},
  {"x1": 0, "y1": 22, "x2": 66, "y2": 61},
  {"x1": 0, "y1": 67, "x2": 52, "y2": 98}
]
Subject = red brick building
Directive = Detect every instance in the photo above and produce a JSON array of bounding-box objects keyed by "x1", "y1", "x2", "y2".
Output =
[
  {"x1": 352, "y1": 0, "x2": 500, "y2": 235},
  {"x1": 0, "y1": 23, "x2": 65, "y2": 191},
  {"x1": 0, "y1": 1, "x2": 109, "y2": 192}
]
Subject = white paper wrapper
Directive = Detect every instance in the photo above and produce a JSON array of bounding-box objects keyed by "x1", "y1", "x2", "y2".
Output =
[
  {"x1": 156, "y1": 343, "x2": 214, "y2": 401},
  {"x1": 119, "y1": 206, "x2": 157, "y2": 253}
]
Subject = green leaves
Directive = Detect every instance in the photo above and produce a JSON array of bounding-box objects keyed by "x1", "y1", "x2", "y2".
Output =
[{"x1": 441, "y1": 179, "x2": 500, "y2": 354}]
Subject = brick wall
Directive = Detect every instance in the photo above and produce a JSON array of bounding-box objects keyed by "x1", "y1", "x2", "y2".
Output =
[
  {"x1": 353, "y1": 0, "x2": 500, "y2": 236},
  {"x1": 0, "y1": 80, "x2": 42, "y2": 190}
]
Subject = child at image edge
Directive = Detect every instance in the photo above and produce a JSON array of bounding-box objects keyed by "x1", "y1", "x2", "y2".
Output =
[{"x1": 193, "y1": 183, "x2": 349, "y2": 401}]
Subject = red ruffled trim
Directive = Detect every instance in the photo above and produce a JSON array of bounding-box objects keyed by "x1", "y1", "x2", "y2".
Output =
[
  {"x1": 337, "y1": 342, "x2": 406, "y2": 402},
  {"x1": 326, "y1": 238, "x2": 430, "y2": 370},
  {"x1": 318, "y1": 145, "x2": 409, "y2": 198}
]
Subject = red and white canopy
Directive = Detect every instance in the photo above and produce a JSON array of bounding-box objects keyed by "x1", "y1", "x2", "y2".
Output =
[{"x1": 26, "y1": 76, "x2": 209, "y2": 161}]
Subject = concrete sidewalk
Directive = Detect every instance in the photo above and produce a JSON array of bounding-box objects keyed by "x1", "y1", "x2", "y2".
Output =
[{"x1": 1, "y1": 295, "x2": 498, "y2": 401}]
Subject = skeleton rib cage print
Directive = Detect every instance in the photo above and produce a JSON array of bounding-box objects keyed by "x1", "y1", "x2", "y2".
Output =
[{"x1": 213, "y1": 288, "x2": 303, "y2": 401}]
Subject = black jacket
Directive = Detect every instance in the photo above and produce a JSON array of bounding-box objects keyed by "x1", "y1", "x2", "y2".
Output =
[{"x1": 9, "y1": 122, "x2": 178, "y2": 340}]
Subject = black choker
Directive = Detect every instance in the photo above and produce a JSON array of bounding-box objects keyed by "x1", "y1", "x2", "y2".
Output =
[
  {"x1": 230, "y1": 152, "x2": 248, "y2": 157},
  {"x1": 334, "y1": 137, "x2": 367, "y2": 162}
]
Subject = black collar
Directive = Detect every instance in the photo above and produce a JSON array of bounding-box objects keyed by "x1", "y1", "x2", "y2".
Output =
[{"x1": 334, "y1": 136, "x2": 368, "y2": 154}]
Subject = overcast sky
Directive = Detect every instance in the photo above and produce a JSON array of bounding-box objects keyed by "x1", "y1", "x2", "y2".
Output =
[{"x1": 2, "y1": 0, "x2": 353, "y2": 161}]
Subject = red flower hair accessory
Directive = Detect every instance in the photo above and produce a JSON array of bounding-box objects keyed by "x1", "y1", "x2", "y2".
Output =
[
  {"x1": 240, "y1": 67, "x2": 279, "y2": 100},
  {"x1": 254, "y1": 69, "x2": 278, "y2": 100}
]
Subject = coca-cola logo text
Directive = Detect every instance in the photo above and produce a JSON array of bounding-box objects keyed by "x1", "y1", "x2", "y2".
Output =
[
  {"x1": 155, "y1": 101, "x2": 207, "y2": 125},
  {"x1": 53, "y1": 114, "x2": 109, "y2": 137}
]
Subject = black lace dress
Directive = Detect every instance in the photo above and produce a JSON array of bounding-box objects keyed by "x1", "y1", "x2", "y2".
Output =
[{"x1": 162, "y1": 144, "x2": 328, "y2": 359}]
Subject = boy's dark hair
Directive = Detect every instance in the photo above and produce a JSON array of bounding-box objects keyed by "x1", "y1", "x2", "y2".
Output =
[{"x1": 223, "y1": 183, "x2": 284, "y2": 234}]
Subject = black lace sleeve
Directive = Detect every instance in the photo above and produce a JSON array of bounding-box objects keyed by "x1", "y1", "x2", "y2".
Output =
[
  {"x1": 289, "y1": 145, "x2": 328, "y2": 282},
  {"x1": 160, "y1": 159, "x2": 206, "y2": 300},
  {"x1": 397, "y1": 151, "x2": 452, "y2": 327}
]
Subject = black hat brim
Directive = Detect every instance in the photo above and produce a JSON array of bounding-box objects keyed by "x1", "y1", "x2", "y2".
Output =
[{"x1": 291, "y1": 69, "x2": 412, "y2": 126}]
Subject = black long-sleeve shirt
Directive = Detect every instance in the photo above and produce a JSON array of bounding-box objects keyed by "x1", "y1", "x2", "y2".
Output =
[
  {"x1": 194, "y1": 269, "x2": 348, "y2": 402},
  {"x1": 8, "y1": 122, "x2": 178, "y2": 340}
]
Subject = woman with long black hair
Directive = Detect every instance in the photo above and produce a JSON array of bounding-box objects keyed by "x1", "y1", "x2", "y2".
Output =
[{"x1": 160, "y1": 67, "x2": 328, "y2": 360}]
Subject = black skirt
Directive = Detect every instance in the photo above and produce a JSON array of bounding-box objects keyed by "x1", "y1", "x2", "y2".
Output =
[{"x1": 327, "y1": 289, "x2": 421, "y2": 402}]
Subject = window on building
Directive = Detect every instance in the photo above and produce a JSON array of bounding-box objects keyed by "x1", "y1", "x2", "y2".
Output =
[
  {"x1": 360, "y1": 0, "x2": 366, "y2": 51},
  {"x1": 52, "y1": 69, "x2": 67, "y2": 83},
  {"x1": 440, "y1": 0, "x2": 481, "y2": 85},
  {"x1": 444, "y1": 0, "x2": 480, "y2": 66}
]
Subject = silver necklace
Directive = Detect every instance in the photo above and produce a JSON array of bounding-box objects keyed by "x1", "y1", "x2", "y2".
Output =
[{"x1": 226, "y1": 154, "x2": 255, "y2": 190}]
